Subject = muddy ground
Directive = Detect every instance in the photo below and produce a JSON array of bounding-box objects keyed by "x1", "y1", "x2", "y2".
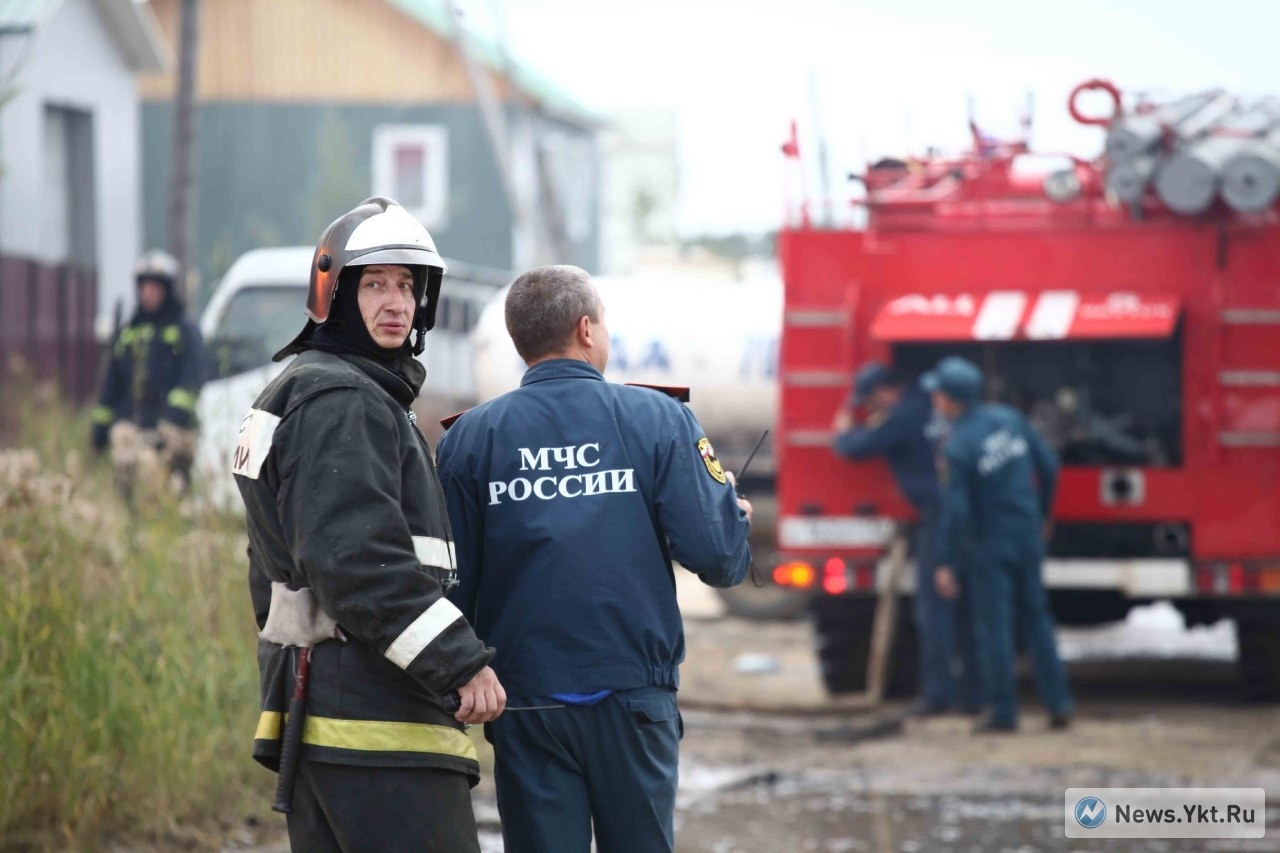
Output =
[
  {"x1": 668, "y1": 612, "x2": 1280, "y2": 852},
  {"x1": 215, "y1": 581, "x2": 1280, "y2": 852}
]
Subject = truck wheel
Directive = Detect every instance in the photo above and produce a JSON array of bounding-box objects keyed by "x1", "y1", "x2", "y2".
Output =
[
  {"x1": 716, "y1": 584, "x2": 808, "y2": 621},
  {"x1": 1237, "y1": 619, "x2": 1280, "y2": 701},
  {"x1": 808, "y1": 596, "x2": 919, "y2": 698}
]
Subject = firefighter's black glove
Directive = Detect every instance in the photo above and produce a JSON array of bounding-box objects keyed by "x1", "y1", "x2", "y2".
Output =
[{"x1": 91, "y1": 422, "x2": 110, "y2": 454}]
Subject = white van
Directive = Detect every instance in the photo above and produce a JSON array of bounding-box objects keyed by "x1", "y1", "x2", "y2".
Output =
[{"x1": 195, "y1": 246, "x2": 507, "y2": 509}]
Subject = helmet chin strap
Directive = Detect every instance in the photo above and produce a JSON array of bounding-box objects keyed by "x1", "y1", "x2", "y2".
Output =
[{"x1": 409, "y1": 266, "x2": 433, "y2": 356}]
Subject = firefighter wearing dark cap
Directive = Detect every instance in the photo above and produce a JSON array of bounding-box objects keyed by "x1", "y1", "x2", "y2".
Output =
[
  {"x1": 926, "y1": 355, "x2": 1074, "y2": 733},
  {"x1": 91, "y1": 250, "x2": 205, "y2": 492},
  {"x1": 437, "y1": 264, "x2": 753, "y2": 853},
  {"x1": 233, "y1": 197, "x2": 505, "y2": 852},
  {"x1": 831, "y1": 361, "x2": 979, "y2": 715}
]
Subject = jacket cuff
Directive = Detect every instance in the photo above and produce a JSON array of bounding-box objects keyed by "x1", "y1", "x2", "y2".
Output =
[
  {"x1": 443, "y1": 646, "x2": 497, "y2": 694},
  {"x1": 394, "y1": 609, "x2": 495, "y2": 696}
]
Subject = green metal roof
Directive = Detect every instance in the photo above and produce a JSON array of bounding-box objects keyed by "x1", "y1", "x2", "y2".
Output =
[
  {"x1": 384, "y1": 0, "x2": 599, "y2": 127},
  {"x1": 0, "y1": 0, "x2": 60, "y2": 34}
]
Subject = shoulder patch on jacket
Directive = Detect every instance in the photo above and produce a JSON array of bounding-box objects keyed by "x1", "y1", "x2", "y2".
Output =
[
  {"x1": 232, "y1": 408, "x2": 282, "y2": 479},
  {"x1": 697, "y1": 437, "x2": 726, "y2": 484}
]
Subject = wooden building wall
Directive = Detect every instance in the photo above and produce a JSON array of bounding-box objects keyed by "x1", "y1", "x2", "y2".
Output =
[{"x1": 137, "y1": 0, "x2": 514, "y2": 104}]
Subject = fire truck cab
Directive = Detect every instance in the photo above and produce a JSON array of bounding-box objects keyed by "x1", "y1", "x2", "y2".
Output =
[{"x1": 776, "y1": 82, "x2": 1280, "y2": 699}]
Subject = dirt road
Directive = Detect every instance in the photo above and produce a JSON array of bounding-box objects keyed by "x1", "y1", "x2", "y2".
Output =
[
  {"x1": 218, "y1": 590, "x2": 1280, "y2": 852},
  {"x1": 665, "y1": 598, "x2": 1280, "y2": 852}
]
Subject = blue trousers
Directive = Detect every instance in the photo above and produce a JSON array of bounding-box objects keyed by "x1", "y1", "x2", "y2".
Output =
[
  {"x1": 913, "y1": 504, "x2": 981, "y2": 711},
  {"x1": 489, "y1": 686, "x2": 681, "y2": 853},
  {"x1": 968, "y1": 546, "x2": 1074, "y2": 726}
]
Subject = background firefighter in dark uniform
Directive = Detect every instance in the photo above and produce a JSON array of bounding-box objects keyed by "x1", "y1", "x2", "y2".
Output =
[
  {"x1": 437, "y1": 265, "x2": 753, "y2": 853},
  {"x1": 927, "y1": 356, "x2": 1074, "y2": 733},
  {"x1": 233, "y1": 198, "x2": 505, "y2": 852},
  {"x1": 90, "y1": 250, "x2": 205, "y2": 493},
  {"x1": 831, "y1": 361, "x2": 981, "y2": 715}
]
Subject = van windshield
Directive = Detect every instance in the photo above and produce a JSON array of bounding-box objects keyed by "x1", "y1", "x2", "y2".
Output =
[{"x1": 208, "y1": 285, "x2": 306, "y2": 378}]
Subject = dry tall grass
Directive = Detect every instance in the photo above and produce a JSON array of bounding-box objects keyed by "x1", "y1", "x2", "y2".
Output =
[{"x1": 0, "y1": 372, "x2": 270, "y2": 850}]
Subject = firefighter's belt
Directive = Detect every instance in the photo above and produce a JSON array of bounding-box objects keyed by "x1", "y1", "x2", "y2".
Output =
[{"x1": 260, "y1": 583, "x2": 341, "y2": 647}]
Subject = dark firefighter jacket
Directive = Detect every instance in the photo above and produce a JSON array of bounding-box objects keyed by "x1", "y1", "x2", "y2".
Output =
[
  {"x1": 91, "y1": 314, "x2": 205, "y2": 439},
  {"x1": 234, "y1": 349, "x2": 493, "y2": 782},
  {"x1": 832, "y1": 385, "x2": 939, "y2": 511},
  {"x1": 436, "y1": 358, "x2": 753, "y2": 699},
  {"x1": 936, "y1": 403, "x2": 1058, "y2": 568}
]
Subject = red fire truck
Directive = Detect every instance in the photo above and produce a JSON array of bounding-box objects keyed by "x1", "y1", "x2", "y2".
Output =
[{"x1": 774, "y1": 80, "x2": 1280, "y2": 699}]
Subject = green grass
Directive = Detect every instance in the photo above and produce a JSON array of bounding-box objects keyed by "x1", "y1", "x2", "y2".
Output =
[{"x1": 0, "y1": 371, "x2": 271, "y2": 851}]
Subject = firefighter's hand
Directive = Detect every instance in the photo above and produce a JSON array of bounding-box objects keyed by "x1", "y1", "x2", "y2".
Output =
[
  {"x1": 831, "y1": 408, "x2": 854, "y2": 434},
  {"x1": 935, "y1": 565, "x2": 960, "y2": 600},
  {"x1": 725, "y1": 472, "x2": 753, "y2": 522},
  {"x1": 455, "y1": 665, "x2": 506, "y2": 724}
]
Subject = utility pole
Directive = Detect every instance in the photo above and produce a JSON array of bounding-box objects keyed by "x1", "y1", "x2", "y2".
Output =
[
  {"x1": 445, "y1": 0, "x2": 571, "y2": 266},
  {"x1": 167, "y1": 0, "x2": 199, "y2": 302}
]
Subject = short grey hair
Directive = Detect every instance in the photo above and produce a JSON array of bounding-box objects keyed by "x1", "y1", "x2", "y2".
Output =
[{"x1": 504, "y1": 265, "x2": 601, "y2": 363}]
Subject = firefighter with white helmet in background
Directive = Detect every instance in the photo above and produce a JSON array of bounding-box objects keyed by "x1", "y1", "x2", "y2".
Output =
[
  {"x1": 233, "y1": 197, "x2": 504, "y2": 851},
  {"x1": 90, "y1": 250, "x2": 205, "y2": 495}
]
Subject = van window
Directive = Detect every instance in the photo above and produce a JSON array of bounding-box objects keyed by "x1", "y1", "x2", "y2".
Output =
[{"x1": 208, "y1": 285, "x2": 306, "y2": 378}]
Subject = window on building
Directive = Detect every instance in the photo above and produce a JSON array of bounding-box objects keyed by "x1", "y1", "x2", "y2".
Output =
[
  {"x1": 372, "y1": 125, "x2": 449, "y2": 229},
  {"x1": 41, "y1": 105, "x2": 96, "y2": 268}
]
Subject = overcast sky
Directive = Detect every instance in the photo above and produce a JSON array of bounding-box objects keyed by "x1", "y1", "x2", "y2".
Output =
[{"x1": 469, "y1": 0, "x2": 1280, "y2": 235}]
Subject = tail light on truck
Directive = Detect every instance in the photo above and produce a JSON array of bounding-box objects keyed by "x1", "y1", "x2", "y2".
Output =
[
  {"x1": 1193, "y1": 562, "x2": 1280, "y2": 595},
  {"x1": 774, "y1": 558, "x2": 876, "y2": 595}
]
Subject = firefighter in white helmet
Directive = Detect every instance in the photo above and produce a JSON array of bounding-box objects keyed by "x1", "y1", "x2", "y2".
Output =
[
  {"x1": 90, "y1": 250, "x2": 205, "y2": 495},
  {"x1": 233, "y1": 197, "x2": 504, "y2": 851}
]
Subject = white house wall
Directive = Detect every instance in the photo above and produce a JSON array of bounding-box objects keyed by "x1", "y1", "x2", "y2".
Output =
[{"x1": 0, "y1": 0, "x2": 143, "y2": 333}]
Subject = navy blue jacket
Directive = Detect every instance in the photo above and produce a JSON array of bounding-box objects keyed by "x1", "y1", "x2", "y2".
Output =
[
  {"x1": 437, "y1": 359, "x2": 752, "y2": 698},
  {"x1": 832, "y1": 386, "x2": 939, "y2": 510},
  {"x1": 92, "y1": 312, "x2": 205, "y2": 436},
  {"x1": 936, "y1": 403, "x2": 1058, "y2": 566}
]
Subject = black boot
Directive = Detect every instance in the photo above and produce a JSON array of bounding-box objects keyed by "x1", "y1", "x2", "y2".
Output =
[{"x1": 972, "y1": 714, "x2": 1017, "y2": 734}]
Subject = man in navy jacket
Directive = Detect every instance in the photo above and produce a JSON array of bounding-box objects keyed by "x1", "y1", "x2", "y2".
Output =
[
  {"x1": 438, "y1": 264, "x2": 753, "y2": 853},
  {"x1": 928, "y1": 356, "x2": 1073, "y2": 733},
  {"x1": 832, "y1": 361, "x2": 979, "y2": 715}
]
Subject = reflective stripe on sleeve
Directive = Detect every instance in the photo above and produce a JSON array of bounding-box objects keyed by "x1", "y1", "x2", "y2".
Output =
[
  {"x1": 412, "y1": 535, "x2": 456, "y2": 569},
  {"x1": 167, "y1": 388, "x2": 197, "y2": 412},
  {"x1": 91, "y1": 405, "x2": 113, "y2": 425},
  {"x1": 384, "y1": 597, "x2": 463, "y2": 669},
  {"x1": 254, "y1": 712, "x2": 477, "y2": 760}
]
